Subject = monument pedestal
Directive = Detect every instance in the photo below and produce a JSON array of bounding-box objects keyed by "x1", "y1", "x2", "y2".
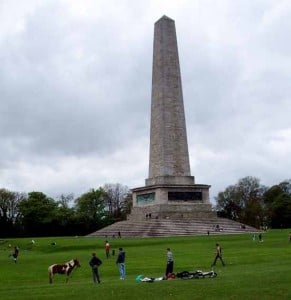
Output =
[{"x1": 130, "y1": 183, "x2": 214, "y2": 221}]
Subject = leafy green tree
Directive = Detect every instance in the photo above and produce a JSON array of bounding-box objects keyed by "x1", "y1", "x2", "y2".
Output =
[
  {"x1": 74, "y1": 188, "x2": 106, "y2": 234},
  {"x1": 236, "y1": 177, "x2": 266, "y2": 227},
  {"x1": 263, "y1": 180, "x2": 291, "y2": 228},
  {"x1": 215, "y1": 176, "x2": 266, "y2": 227},
  {"x1": 51, "y1": 193, "x2": 77, "y2": 235},
  {"x1": 17, "y1": 191, "x2": 58, "y2": 236}
]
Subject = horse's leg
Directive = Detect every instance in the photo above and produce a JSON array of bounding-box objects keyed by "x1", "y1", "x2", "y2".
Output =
[
  {"x1": 65, "y1": 267, "x2": 73, "y2": 283},
  {"x1": 48, "y1": 266, "x2": 54, "y2": 284},
  {"x1": 49, "y1": 271, "x2": 53, "y2": 284}
]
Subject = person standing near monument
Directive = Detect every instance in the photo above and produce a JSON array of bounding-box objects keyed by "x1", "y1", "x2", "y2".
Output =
[
  {"x1": 165, "y1": 248, "x2": 174, "y2": 277},
  {"x1": 116, "y1": 247, "x2": 126, "y2": 279},
  {"x1": 212, "y1": 243, "x2": 225, "y2": 267}
]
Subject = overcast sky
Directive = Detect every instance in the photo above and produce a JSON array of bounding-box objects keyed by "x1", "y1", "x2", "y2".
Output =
[{"x1": 1, "y1": 0, "x2": 290, "y2": 204}]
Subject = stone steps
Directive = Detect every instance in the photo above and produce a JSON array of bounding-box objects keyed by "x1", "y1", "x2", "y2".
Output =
[{"x1": 87, "y1": 217, "x2": 259, "y2": 238}]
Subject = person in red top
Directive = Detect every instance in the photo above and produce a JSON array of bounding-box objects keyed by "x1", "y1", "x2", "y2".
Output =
[{"x1": 105, "y1": 240, "x2": 110, "y2": 258}]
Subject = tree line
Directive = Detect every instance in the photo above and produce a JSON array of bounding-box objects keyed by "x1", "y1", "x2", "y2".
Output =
[
  {"x1": 0, "y1": 183, "x2": 131, "y2": 238},
  {"x1": 1, "y1": 177, "x2": 290, "y2": 238},
  {"x1": 215, "y1": 176, "x2": 291, "y2": 229}
]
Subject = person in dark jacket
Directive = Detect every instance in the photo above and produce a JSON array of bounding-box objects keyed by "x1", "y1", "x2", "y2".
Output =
[
  {"x1": 116, "y1": 247, "x2": 126, "y2": 279},
  {"x1": 89, "y1": 253, "x2": 102, "y2": 283}
]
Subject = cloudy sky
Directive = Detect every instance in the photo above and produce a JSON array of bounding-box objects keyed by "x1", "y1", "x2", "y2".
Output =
[{"x1": 1, "y1": 0, "x2": 290, "y2": 204}]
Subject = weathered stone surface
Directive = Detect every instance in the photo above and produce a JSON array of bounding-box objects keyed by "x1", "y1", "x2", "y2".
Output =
[
  {"x1": 147, "y1": 15, "x2": 192, "y2": 185},
  {"x1": 132, "y1": 15, "x2": 211, "y2": 218}
]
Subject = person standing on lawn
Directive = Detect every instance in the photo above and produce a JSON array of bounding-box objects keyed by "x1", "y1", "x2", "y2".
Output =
[
  {"x1": 165, "y1": 248, "x2": 174, "y2": 276},
  {"x1": 89, "y1": 253, "x2": 102, "y2": 284},
  {"x1": 105, "y1": 240, "x2": 110, "y2": 258},
  {"x1": 116, "y1": 247, "x2": 126, "y2": 279}
]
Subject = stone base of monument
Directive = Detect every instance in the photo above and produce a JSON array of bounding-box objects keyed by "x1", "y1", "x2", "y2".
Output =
[
  {"x1": 87, "y1": 182, "x2": 260, "y2": 238},
  {"x1": 130, "y1": 183, "x2": 215, "y2": 221},
  {"x1": 128, "y1": 204, "x2": 216, "y2": 221}
]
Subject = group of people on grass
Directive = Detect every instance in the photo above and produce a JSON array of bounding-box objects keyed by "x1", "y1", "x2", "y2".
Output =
[
  {"x1": 89, "y1": 244, "x2": 125, "y2": 284},
  {"x1": 165, "y1": 243, "x2": 225, "y2": 278},
  {"x1": 7, "y1": 238, "x2": 227, "y2": 284},
  {"x1": 88, "y1": 241, "x2": 225, "y2": 284}
]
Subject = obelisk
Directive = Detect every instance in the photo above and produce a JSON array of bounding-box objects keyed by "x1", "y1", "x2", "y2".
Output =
[
  {"x1": 146, "y1": 15, "x2": 194, "y2": 186},
  {"x1": 131, "y1": 16, "x2": 213, "y2": 220}
]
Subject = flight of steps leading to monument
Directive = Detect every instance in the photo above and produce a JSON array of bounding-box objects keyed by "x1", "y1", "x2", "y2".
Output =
[{"x1": 86, "y1": 217, "x2": 259, "y2": 238}]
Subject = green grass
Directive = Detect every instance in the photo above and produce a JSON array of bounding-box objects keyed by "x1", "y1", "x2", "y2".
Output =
[{"x1": 0, "y1": 230, "x2": 290, "y2": 299}]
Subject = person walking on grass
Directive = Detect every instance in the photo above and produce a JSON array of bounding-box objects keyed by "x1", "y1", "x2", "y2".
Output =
[
  {"x1": 8, "y1": 246, "x2": 19, "y2": 263},
  {"x1": 89, "y1": 253, "x2": 102, "y2": 284},
  {"x1": 165, "y1": 248, "x2": 174, "y2": 277},
  {"x1": 212, "y1": 243, "x2": 225, "y2": 267},
  {"x1": 116, "y1": 247, "x2": 126, "y2": 279}
]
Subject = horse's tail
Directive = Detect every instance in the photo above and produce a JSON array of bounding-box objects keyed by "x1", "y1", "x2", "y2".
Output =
[{"x1": 48, "y1": 265, "x2": 53, "y2": 284}]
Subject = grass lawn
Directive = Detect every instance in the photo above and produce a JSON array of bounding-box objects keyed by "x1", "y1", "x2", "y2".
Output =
[{"x1": 0, "y1": 229, "x2": 290, "y2": 300}]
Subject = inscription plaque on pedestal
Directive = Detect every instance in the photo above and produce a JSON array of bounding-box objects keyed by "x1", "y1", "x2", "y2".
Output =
[
  {"x1": 168, "y1": 191, "x2": 202, "y2": 201},
  {"x1": 137, "y1": 193, "x2": 155, "y2": 204}
]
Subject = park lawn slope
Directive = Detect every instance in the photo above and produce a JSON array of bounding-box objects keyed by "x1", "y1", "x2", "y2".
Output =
[{"x1": 0, "y1": 230, "x2": 290, "y2": 300}]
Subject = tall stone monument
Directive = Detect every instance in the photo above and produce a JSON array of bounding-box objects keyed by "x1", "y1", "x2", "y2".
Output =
[{"x1": 131, "y1": 16, "x2": 214, "y2": 220}]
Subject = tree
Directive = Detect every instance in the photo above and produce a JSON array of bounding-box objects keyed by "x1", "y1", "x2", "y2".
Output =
[
  {"x1": 215, "y1": 185, "x2": 242, "y2": 220},
  {"x1": 236, "y1": 177, "x2": 266, "y2": 227},
  {"x1": 74, "y1": 188, "x2": 107, "y2": 234},
  {"x1": 0, "y1": 189, "x2": 26, "y2": 237},
  {"x1": 17, "y1": 191, "x2": 58, "y2": 236},
  {"x1": 52, "y1": 193, "x2": 76, "y2": 235},
  {"x1": 215, "y1": 176, "x2": 266, "y2": 227},
  {"x1": 263, "y1": 180, "x2": 291, "y2": 228},
  {"x1": 103, "y1": 183, "x2": 130, "y2": 220},
  {"x1": 56, "y1": 193, "x2": 74, "y2": 208},
  {"x1": 122, "y1": 191, "x2": 133, "y2": 216}
]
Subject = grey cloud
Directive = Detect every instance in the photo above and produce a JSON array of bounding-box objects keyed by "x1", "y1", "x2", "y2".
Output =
[{"x1": 0, "y1": 1, "x2": 290, "y2": 201}]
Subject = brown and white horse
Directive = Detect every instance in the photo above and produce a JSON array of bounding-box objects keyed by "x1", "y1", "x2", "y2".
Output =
[{"x1": 48, "y1": 258, "x2": 81, "y2": 284}]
